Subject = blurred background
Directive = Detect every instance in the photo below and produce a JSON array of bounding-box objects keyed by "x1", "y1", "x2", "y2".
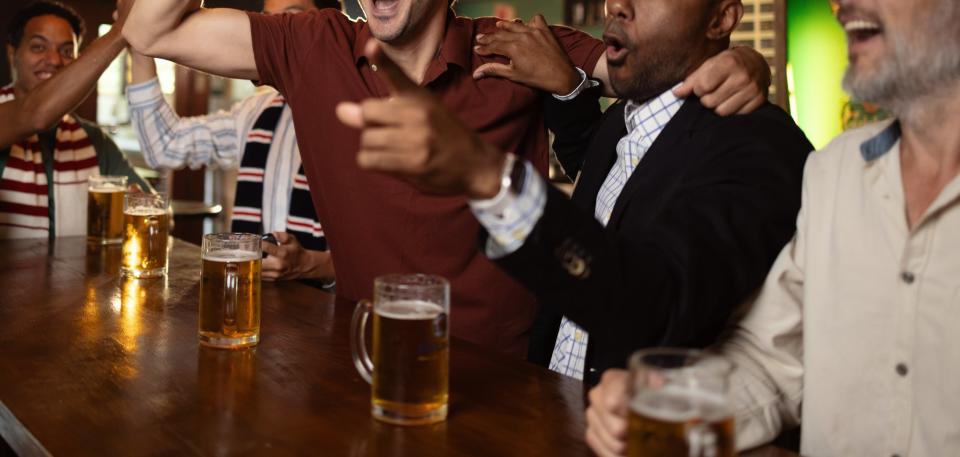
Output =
[{"x1": 1, "y1": 0, "x2": 877, "y2": 244}]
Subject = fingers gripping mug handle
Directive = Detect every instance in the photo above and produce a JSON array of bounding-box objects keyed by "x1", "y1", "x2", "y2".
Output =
[
  {"x1": 350, "y1": 300, "x2": 374, "y2": 384},
  {"x1": 223, "y1": 262, "x2": 239, "y2": 332}
]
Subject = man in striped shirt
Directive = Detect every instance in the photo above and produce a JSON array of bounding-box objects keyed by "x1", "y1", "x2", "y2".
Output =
[
  {"x1": 127, "y1": 0, "x2": 340, "y2": 284},
  {"x1": 1, "y1": 1, "x2": 150, "y2": 239}
]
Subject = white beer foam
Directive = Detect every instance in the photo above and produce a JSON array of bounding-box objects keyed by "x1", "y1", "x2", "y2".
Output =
[
  {"x1": 376, "y1": 300, "x2": 444, "y2": 320},
  {"x1": 124, "y1": 207, "x2": 167, "y2": 216},
  {"x1": 204, "y1": 249, "x2": 260, "y2": 263},
  {"x1": 630, "y1": 385, "x2": 728, "y2": 423},
  {"x1": 89, "y1": 186, "x2": 124, "y2": 193}
]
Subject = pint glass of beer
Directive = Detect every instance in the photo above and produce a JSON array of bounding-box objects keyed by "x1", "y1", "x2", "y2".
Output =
[
  {"x1": 199, "y1": 233, "x2": 262, "y2": 349},
  {"x1": 87, "y1": 175, "x2": 127, "y2": 245},
  {"x1": 627, "y1": 349, "x2": 735, "y2": 457},
  {"x1": 350, "y1": 274, "x2": 450, "y2": 425},
  {"x1": 121, "y1": 193, "x2": 170, "y2": 278}
]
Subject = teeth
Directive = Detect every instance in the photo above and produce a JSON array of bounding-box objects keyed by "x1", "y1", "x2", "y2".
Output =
[{"x1": 845, "y1": 20, "x2": 880, "y2": 32}]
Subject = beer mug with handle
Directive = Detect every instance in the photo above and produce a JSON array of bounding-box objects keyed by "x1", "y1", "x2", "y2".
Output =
[
  {"x1": 627, "y1": 348, "x2": 735, "y2": 457},
  {"x1": 199, "y1": 233, "x2": 262, "y2": 349},
  {"x1": 350, "y1": 274, "x2": 450, "y2": 425},
  {"x1": 122, "y1": 193, "x2": 170, "y2": 278}
]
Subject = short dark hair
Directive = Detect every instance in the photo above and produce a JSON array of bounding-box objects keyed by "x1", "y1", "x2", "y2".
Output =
[
  {"x1": 313, "y1": 0, "x2": 342, "y2": 9},
  {"x1": 6, "y1": 1, "x2": 86, "y2": 49}
]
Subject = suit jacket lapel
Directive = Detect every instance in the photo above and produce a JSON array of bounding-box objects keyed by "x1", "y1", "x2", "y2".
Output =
[
  {"x1": 571, "y1": 102, "x2": 627, "y2": 216},
  {"x1": 606, "y1": 99, "x2": 707, "y2": 229}
]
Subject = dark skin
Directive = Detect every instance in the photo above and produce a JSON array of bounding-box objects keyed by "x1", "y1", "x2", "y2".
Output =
[
  {"x1": 472, "y1": 7, "x2": 768, "y2": 115},
  {"x1": 337, "y1": 0, "x2": 749, "y2": 201},
  {"x1": 0, "y1": 0, "x2": 134, "y2": 149}
]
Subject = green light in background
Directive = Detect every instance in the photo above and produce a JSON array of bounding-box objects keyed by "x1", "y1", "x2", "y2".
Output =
[{"x1": 787, "y1": 0, "x2": 849, "y2": 149}]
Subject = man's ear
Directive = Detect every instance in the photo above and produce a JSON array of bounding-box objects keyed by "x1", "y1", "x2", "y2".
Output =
[{"x1": 707, "y1": 0, "x2": 744, "y2": 40}]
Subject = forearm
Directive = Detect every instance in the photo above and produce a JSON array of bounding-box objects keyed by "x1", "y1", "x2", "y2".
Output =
[
  {"x1": 130, "y1": 49, "x2": 158, "y2": 84},
  {"x1": 128, "y1": 78, "x2": 244, "y2": 170}
]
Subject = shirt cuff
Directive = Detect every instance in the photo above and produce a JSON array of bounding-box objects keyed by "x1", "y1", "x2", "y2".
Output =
[
  {"x1": 469, "y1": 160, "x2": 547, "y2": 259},
  {"x1": 553, "y1": 67, "x2": 600, "y2": 101},
  {"x1": 126, "y1": 78, "x2": 164, "y2": 107}
]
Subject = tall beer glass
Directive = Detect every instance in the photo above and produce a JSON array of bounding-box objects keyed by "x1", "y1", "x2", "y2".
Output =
[
  {"x1": 627, "y1": 348, "x2": 735, "y2": 457},
  {"x1": 87, "y1": 175, "x2": 127, "y2": 245},
  {"x1": 350, "y1": 274, "x2": 450, "y2": 425},
  {"x1": 122, "y1": 193, "x2": 170, "y2": 278},
  {"x1": 199, "y1": 233, "x2": 261, "y2": 349}
]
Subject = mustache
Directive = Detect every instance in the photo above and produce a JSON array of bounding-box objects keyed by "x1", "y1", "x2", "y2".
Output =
[{"x1": 836, "y1": 4, "x2": 882, "y2": 25}]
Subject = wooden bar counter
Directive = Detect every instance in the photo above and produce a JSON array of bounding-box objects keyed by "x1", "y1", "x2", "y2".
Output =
[{"x1": 0, "y1": 237, "x2": 797, "y2": 456}]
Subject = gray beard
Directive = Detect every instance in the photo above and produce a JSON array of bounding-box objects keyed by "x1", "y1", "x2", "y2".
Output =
[{"x1": 843, "y1": 1, "x2": 960, "y2": 116}]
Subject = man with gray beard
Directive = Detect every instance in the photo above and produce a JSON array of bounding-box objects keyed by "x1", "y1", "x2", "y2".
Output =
[{"x1": 584, "y1": 0, "x2": 960, "y2": 455}]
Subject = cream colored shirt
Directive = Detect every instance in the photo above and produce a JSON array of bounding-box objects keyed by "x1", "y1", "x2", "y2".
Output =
[{"x1": 722, "y1": 120, "x2": 960, "y2": 456}]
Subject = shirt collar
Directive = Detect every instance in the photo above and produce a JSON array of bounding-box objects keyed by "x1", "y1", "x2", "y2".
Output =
[
  {"x1": 860, "y1": 120, "x2": 902, "y2": 162},
  {"x1": 353, "y1": 10, "x2": 472, "y2": 72},
  {"x1": 623, "y1": 84, "x2": 685, "y2": 136}
]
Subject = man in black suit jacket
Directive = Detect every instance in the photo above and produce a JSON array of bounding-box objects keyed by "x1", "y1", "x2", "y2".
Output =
[{"x1": 335, "y1": 0, "x2": 812, "y2": 387}]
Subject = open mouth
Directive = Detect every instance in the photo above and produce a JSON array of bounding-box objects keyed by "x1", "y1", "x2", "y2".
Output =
[
  {"x1": 34, "y1": 70, "x2": 54, "y2": 81},
  {"x1": 844, "y1": 19, "x2": 882, "y2": 46},
  {"x1": 371, "y1": 0, "x2": 400, "y2": 18},
  {"x1": 603, "y1": 33, "x2": 629, "y2": 65}
]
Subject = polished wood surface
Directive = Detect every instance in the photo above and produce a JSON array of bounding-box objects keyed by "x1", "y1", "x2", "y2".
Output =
[{"x1": 0, "y1": 237, "x2": 797, "y2": 456}]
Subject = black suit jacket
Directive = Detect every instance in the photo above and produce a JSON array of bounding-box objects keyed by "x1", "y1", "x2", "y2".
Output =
[{"x1": 491, "y1": 91, "x2": 812, "y2": 387}]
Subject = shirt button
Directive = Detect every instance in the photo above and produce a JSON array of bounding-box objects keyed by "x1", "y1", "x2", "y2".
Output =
[
  {"x1": 900, "y1": 271, "x2": 915, "y2": 284},
  {"x1": 896, "y1": 363, "x2": 909, "y2": 377}
]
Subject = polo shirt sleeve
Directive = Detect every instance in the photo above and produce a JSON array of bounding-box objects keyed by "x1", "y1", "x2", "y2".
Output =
[
  {"x1": 246, "y1": 10, "x2": 353, "y2": 96},
  {"x1": 551, "y1": 26, "x2": 605, "y2": 77}
]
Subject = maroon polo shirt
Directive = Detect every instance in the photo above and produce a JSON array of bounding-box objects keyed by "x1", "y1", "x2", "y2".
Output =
[{"x1": 248, "y1": 9, "x2": 604, "y2": 358}]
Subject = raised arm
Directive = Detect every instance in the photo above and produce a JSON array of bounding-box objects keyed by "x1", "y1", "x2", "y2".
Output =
[
  {"x1": 0, "y1": 26, "x2": 125, "y2": 149},
  {"x1": 123, "y1": 0, "x2": 257, "y2": 80},
  {"x1": 127, "y1": 49, "x2": 254, "y2": 170}
]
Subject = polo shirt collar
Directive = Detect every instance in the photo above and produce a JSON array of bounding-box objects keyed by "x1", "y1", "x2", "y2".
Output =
[
  {"x1": 353, "y1": 10, "x2": 472, "y2": 73},
  {"x1": 861, "y1": 119, "x2": 902, "y2": 162}
]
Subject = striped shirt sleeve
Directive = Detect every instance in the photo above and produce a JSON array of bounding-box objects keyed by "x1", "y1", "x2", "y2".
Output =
[
  {"x1": 469, "y1": 160, "x2": 547, "y2": 259},
  {"x1": 127, "y1": 78, "x2": 267, "y2": 170}
]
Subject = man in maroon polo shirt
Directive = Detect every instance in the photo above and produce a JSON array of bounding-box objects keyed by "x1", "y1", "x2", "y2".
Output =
[{"x1": 123, "y1": 0, "x2": 770, "y2": 358}]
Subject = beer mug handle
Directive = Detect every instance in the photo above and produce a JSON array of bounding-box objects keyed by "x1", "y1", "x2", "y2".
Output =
[
  {"x1": 223, "y1": 263, "x2": 239, "y2": 331},
  {"x1": 350, "y1": 300, "x2": 374, "y2": 384},
  {"x1": 686, "y1": 423, "x2": 718, "y2": 457}
]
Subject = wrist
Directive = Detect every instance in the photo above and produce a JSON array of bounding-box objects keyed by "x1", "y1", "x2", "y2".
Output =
[
  {"x1": 468, "y1": 145, "x2": 507, "y2": 200},
  {"x1": 556, "y1": 66, "x2": 581, "y2": 95}
]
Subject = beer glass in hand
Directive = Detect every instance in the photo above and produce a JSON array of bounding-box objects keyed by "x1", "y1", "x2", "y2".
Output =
[
  {"x1": 87, "y1": 175, "x2": 127, "y2": 245},
  {"x1": 199, "y1": 233, "x2": 262, "y2": 349},
  {"x1": 627, "y1": 349, "x2": 735, "y2": 457},
  {"x1": 122, "y1": 193, "x2": 170, "y2": 278},
  {"x1": 350, "y1": 274, "x2": 450, "y2": 425}
]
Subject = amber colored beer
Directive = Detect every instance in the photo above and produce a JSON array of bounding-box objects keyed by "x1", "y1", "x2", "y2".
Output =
[
  {"x1": 121, "y1": 207, "x2": 169, "y2": 278},
  {"x1": 627, "y1": 387, "x2": 735, "y2": 457},
  {"x1": 371, "y1": 300, "x2": 449, "y2": 425},
  {"x1": 199, "y1": 250, "x2": 261, "y2": 348},
  {"x1": 87, "y1": 188, "x2": 125, "y2": 244}
]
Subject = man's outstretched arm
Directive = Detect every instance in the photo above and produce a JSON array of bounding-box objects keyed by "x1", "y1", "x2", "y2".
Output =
[{"x1": 124, "y1": 0, "x2": 258, "y2": 80}]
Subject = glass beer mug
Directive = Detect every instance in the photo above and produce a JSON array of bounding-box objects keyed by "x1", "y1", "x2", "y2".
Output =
[
  {"x1": 87, "y1": 175, "x2": 127, "y2": 245},
  {"x1": 121, "y1": 193, "x2": 170, "y2": 278},
  {"x1": 627, "y1": 348, "x2": 735, "y2": 457},
  {"x1": 199, "y1": 233, "x2": 262, "y2": 349},
  {"x1": 350, "y1": 274, "x2": 450, "y2": 425}
]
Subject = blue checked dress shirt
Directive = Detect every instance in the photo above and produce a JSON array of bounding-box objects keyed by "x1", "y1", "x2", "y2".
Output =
[{"x1": 471, "y1": 85, "x2": 684, "y2": 379}]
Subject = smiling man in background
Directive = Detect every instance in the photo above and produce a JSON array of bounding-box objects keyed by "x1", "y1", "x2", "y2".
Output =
[{"x1": 1, "y1": 0, "x2": 150, "y2": 239}]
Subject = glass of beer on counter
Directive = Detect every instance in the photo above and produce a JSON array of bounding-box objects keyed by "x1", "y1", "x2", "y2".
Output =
[
  {"x1": 87, "y1": 175, "x2": 127, "y2": 245},
  {"x1": 121, "y1": 193, "x2": 170, "y2": 278},
  {"x1": 627, "y1": 348, "x2": 735, "y2": 457},
  {"x1": 199, "y1": 233, "x2": 261, "y2": 349},
  {"x1": 350, "y1": 274, "x2": 450, "y2": 425}
]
